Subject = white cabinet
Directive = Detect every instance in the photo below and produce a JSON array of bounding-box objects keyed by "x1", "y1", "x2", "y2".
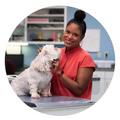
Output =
[
  {"x1": 9, "y1": 20, "x2": 25, "y2": 42},
  {"x1": 91, "y1": 71, "x2": 105, "y2": 102},
  {"x1": 104, "y1": 71, "x2": 114, "y2": 91},
  {"x1": 91, "y1": 71, "x2": 114, "y2": 102},
  {"x1": 9, "y1": 6, "x2": 67, "y2": 45}
]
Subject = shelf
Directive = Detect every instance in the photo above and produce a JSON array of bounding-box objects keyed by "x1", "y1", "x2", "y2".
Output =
[
  {"x1": 28, "y1": 41, "x2": 64, "y2": 45},
  {"x1": 46, "y1": 6, "x2": 66, "y2": 9},
  {"x1": 27, "y1": 22, "x2": 64, "y2": 24},
  {"x1": 8, "y1": 41, "x2": 64, "y2": 45},
  {"x1": 9, "y1": 6, "x2": 67, "y2": 45},
  {"x1": 17, "y1": 24, "x2": 24, "y2": 27},
  {"x1": 29, "y1": 14, "x2": 64, "y2": 17},
  {"x1": 9, "y1": 40, "x2": 24, "y2": 42},
  {"x1": 27, "y1": 27, "x2": 64, "y2": 30}
]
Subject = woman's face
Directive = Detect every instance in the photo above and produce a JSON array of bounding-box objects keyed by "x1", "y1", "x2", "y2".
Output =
[{"x1": 63, "y1": 23, "x2": 84, "y2": 51}]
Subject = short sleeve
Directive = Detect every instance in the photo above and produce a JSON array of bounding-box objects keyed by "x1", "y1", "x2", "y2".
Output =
[{"x1": 78, "y1": 54, "x2": 96, "y2": 72}]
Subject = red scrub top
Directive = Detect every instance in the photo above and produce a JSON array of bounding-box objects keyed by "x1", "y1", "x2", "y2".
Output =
[{"x1": 51, "y1": 45, "x2": 96, "y2": 100}]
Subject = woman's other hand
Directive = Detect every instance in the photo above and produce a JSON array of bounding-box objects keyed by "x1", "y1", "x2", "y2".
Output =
[
  {"x1": 37, "y1": 47, "x2": 43, "y2": 55},
  {"x1": 52, "y1": 59, "x2": 61, "y2": 74}
]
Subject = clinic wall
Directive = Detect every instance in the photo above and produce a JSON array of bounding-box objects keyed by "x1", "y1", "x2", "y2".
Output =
[{"x1": 21, "y1": 6, "x2": 115, "y2": 67}]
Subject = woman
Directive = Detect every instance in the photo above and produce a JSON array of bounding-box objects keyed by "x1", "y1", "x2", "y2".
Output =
[{"x1": 38, "y1": 10, "x2": 95, "y2": 100}]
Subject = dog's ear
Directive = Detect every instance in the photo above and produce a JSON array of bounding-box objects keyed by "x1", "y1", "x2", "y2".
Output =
[
  {"x1": 42, "y1": 50, "x2": 47, "y2": 56},
  {"x1": 54, "y1": 48, "x2": 62, "y2": 59},
  {"x1": 33, "y1": 54, "x2": 50, "y2": 72},
  {"x1": 40, "y1": 61, "x2": 50, "y2": 72}
]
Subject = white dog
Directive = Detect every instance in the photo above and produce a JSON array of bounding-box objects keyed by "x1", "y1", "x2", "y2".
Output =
[{"x1": 11, "y1": 45, "x2": 61, "y2": 99}]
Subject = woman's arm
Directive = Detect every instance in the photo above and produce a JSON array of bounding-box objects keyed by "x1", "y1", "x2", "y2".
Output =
[{"x1": 52, "y1": 59, "x2": 94, "y2": 95}]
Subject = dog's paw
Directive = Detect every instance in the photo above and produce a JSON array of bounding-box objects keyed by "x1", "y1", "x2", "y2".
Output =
[
  {"x1": 38, "y1": 90, "x2": 42, "y2": 94},
  {"x1": 31, "y1": 93, "x2": 40, "y2": 99},
  {"x1": 42, "y1": 92, "x2": 52, "y2": 97}
]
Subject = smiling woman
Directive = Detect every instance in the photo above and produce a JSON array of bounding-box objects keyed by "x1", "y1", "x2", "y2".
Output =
[
  {"x1": 50, "y1": 10, "x2": 96, "y2": 100},
  {"x1": 64, "y1": 23, "x2": 83, "y2": 51},
  {"x1": 38, "y1": 10, "x2": 96, "y2": 100},
  {"x1": 63, "y1": 10, "x2": 86, "y2": 51}
]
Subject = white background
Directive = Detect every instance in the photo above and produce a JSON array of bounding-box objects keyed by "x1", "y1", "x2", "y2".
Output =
[{"x1": 0, "y1": 0, "x2": 120, "y2": 119}]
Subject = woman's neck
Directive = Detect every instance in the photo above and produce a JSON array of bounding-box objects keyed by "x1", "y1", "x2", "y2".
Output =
[{"x1": 65, "y1": 45, "x2": 79, "y2": 53}]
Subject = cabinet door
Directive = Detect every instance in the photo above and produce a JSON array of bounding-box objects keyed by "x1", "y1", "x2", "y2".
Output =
[
  {"x1": 91, "y1": 71, "x2": 105, "y2": 102},
  {"x1": 93, "y1": 71, "x2": 104, "y2": 78},
  {"x1": 104, "y1": 80, "x2": 111, "y2": 91},
  {"x1": 105, "y1": 71, "x2": 114, "y2": 79},
  {"x1": 104, "y1": 71, "x2": 114, "y2": 91}
]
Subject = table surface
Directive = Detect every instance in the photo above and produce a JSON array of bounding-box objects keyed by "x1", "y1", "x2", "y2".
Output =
[{"x1": 19, "y1": 95, "x2": 95, "y2": 108}]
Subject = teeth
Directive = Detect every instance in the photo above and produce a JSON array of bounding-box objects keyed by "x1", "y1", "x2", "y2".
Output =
[{"x1": 66, "y1": 40, "x2": 72, "y2": 43}]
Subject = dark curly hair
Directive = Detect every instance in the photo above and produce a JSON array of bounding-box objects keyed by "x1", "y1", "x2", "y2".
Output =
[{"x1": 66, "y1": 10, "x2": 86, "y2": 36}]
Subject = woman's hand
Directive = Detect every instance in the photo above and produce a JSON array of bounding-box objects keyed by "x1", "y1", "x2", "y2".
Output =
[
  {"x1": 52, "y1": 59, "x2": 61, "y2": 74},
  {"x1": 37, "y1": 47, "x2": 43, "y2": 55}
]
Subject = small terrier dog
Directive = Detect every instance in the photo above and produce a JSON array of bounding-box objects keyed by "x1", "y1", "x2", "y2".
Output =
[{"x1": 11, "y1": 45, "x2": 61, "y2": 99}]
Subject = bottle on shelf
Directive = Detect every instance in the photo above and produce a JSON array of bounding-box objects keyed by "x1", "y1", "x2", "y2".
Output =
[
  {"x1": 39, "y1": 33, "x2": 42, "y2": 40},
  {"x1": 30, "y1": 33, "x2": 37, "y2": 41},
  {"x1": 61, "y1": 34, "x2": 64, "y2": 41},
  {"x1": 53, "y1": 32, "x2": 56, "y2": 42},
  {"x1": 57, "y1": 33, "x2": 61, "y2": 42}
]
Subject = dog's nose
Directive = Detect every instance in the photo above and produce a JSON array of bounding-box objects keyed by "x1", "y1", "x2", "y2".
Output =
[{"x1": 53, "y1": 59, "x2": 57, "y2": 63}]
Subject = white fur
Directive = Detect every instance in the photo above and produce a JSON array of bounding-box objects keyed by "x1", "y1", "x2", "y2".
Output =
[{"x1": 11, "y1": 45, "x2": 61, "y2": 99}]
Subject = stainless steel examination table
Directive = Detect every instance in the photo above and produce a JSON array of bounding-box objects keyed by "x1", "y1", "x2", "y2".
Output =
[{"x1": 19, "y1": 95, "x2": 95, "y2": 115}]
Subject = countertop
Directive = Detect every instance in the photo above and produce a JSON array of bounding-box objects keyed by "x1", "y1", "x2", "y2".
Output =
[
  {"x1": 95, "y1": 63, "x2": 115, "y2": 71},
  {"x1": 15, "y1": 65, "x2": 115, "y2": 75}
]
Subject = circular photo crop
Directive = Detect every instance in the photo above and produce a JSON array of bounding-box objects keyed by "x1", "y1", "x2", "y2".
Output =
[{"x1": 5, "y1": 5, "x2": 115, "y2": 116}]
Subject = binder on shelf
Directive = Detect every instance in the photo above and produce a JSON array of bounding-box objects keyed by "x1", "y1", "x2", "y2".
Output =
[{"x1": 27, "y1": 18, "x2": 49, "y2": 23}]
